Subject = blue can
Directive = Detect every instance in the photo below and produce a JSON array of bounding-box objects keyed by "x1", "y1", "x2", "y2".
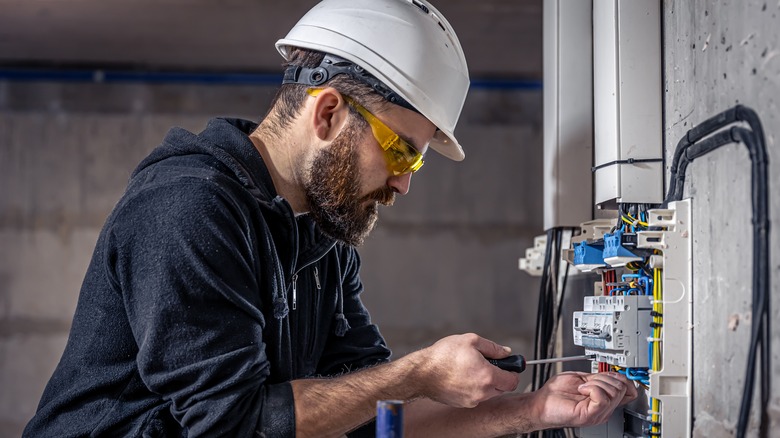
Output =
[{"x1": 376, "y1": 400, "x2": 404, "y2": 438}]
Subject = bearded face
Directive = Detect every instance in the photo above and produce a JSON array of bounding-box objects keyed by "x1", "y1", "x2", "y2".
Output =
[{"x1": 304, "y1": 114, "x2": 396, "y2": 246}]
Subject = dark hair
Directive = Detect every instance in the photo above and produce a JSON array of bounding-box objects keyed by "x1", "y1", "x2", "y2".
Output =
[{"x1": 261, "y1": 48, "x2": 391, "y2": 138}]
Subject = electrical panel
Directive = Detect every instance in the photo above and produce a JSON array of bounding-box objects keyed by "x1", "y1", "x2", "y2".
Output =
[
  {"x1": 533, "y1": 0, "x2": 697, "y2": 436},
  {"x1": 565, "y1": 201, "x2": 693, "y2": 437}
]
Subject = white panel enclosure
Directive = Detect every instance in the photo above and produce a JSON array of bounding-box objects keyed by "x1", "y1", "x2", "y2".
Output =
[
  {"x1": 593, "y1": 0, "x2": 663, "y2": 206},
  {"x1": 543, "y1": 0, "x2": 594, "y2": 229}
]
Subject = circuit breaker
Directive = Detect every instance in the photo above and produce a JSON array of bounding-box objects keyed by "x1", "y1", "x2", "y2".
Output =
[{"x1": 573, "y1": 295, "x2": 651, "y2": 367}]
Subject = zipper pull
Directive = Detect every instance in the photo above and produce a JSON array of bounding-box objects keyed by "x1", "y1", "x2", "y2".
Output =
[
  {"x1": 313, "y1": 266, "x2": 321, "y2": 290},
  {"x1": 292, "y1": 274, "x2": 298, "y2": 311}
]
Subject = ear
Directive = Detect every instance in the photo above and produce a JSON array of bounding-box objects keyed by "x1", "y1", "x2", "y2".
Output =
[{"x1": 309, "y1": 87, "x2": 350, "y2": 142}]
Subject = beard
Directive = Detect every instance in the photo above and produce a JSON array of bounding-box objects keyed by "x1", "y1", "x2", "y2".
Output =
[{"x1": 304, "y1": 116, "x2": 396, "y2": 246}]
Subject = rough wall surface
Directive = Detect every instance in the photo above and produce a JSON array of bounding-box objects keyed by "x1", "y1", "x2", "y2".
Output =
[
  {"x1": 0, "y1": 81, "x2": 543, "y2": 435},
  {"x1": 0, "y1": 0, "x2": 542, "y2": 78},
  {"x1": 663, "y1": 1, "x2": 780, "y2": 435}
]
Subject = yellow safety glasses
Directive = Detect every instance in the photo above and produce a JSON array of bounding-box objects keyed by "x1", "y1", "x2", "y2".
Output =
[{"x1": 307, "y1": 88, "x2": 424, "y2": 175}]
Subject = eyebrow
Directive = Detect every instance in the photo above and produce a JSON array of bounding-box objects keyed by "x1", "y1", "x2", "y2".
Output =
[
  {"x1": 397, "y1": 132, "x2": 418, "y2": 150},
  {"x1": 391, "y1": 126, "x2": 428, "y2": 154}
]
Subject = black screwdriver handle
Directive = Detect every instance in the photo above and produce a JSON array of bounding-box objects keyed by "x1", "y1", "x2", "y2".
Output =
[{"x1": 488, "y1": 354, "x2": 526, "y2": 373}]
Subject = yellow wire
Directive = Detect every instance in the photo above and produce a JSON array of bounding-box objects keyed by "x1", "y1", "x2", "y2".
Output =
[
  {"x1": 622, "y1": 213, "x2": 649, "y2": 228},
  {"x1": 651, "y1": 267, "x2": 663, "y2": 435}
]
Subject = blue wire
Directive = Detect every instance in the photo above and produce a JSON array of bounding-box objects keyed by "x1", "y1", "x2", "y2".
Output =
[{"x1": 648, "y1": 339, "x2": 653, "y2": 369}]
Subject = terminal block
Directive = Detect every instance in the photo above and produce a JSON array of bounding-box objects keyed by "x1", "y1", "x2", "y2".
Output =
[
  {"x1": 602, "y1": 230, "x2": 644, "y2": 266},
  {"x1": 573, "y1": 241, "x2": 607, "y2": 271},
  {"x1": 573, "y1": 295, "x2": 652, "y2": 367},
  {"x1": 563, "y1": 218, "x2": 616, "y2": 268}
]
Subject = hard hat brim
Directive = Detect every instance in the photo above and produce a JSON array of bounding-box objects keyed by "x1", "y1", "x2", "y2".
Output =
[{"x1": 430, "y1": 130, "x2": 465, "y2": 161}]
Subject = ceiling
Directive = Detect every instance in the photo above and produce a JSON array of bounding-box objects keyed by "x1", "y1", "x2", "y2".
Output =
[{"x1": 0, "y1": 0, "x2": 542, "y2": 78}]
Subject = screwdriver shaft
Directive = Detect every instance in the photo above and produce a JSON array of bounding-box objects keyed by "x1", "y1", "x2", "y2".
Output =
[{"x1": 525, "y1": 354, "x2": 595, "y2": 365}]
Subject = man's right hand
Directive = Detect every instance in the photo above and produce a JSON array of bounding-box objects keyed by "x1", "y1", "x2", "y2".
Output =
[
  {"x1": 527, "y1": 371, "x2": 638, "y2": 429},
  {"x1": 412, "y1": 333, "x2": 521, "y2": 408}
]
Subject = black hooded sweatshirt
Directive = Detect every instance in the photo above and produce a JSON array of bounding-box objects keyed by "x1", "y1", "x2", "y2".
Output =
[{"x1": 24, "y1": 118, "x2": 391, "y2": 437}]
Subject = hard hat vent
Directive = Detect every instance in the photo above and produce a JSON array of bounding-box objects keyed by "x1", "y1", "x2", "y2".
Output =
[{"x1": 411, "y1": 0, "x2": 430, "y2": 14}]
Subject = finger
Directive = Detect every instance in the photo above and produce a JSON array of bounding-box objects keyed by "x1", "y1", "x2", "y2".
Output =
[
  {"x1": 472, "y1": 335, "x2": 512, "y2": 359},
  {"x1": 577, "y1": 383, "x2": 619, "y2": 425},
  {"x1": 621, "y1": 382, "x2": 639, "y2": 404},
  {"x1": 491, "y1": 368, "x2": 521, "y2": 393},
  {"x1": 597, "y1": 372, "x2": 637, "y2": 404},
  {"x1": 578, "y1": 379, "x2": 624, "y2": 405},
  {"x1": 610, "y1": 373, "x2": 639, "y2": 402},
  {"x1": 587, "y1": 372, "x2": 629, "y2": 394}
]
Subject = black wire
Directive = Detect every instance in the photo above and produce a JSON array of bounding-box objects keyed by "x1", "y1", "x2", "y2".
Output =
[
  {"x1": 547, "y1": 239, "x2": 570, "y2": 385},
  {"x1": 526, "y1": 228, "x2": 574, "y2": 438},
  {"x1": 532, "y1": 228, "x2": 555, "y2": 393},
  {"x1": 737, "y1": 108, "x2": 773, "y2": 437},
  {"x1": 541, "y1": 229, "x2": 562, "y2": 382},
  {"x1": 524, "y1": 230, "x2": 554, "y2": 438},
  {"x1": 665, "y1": 107, "x2": 740, "y2": 202},
  {"x1": 667, "y1": 105, "x2": 770, "y2": 438},
  {"x1": 537, "y1": 229, "x2": 557, "y2": 389}
]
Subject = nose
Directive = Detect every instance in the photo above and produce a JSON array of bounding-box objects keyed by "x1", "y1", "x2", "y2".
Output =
[{"x1": 387, "y1": 172, "x2": 413, "y2": 195}]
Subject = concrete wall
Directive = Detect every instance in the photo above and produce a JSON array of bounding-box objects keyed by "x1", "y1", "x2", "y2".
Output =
[
  {"x1": 0, "y1": 81, "x2": 543, "y2": 435},
  {"x1": 663, "y1": 1, "x2": 780, "y2": 436},
  {"x1": 0, "y1": 0, "x2": 542, "y2": 78}
]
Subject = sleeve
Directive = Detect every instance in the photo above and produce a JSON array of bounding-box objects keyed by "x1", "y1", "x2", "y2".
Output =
[
  {"x1": 317, "y1": 246, "x2": 392, "y2": 377},
  {"x1": 109, "y1": 178, "x2": 294, "y2": 437}
]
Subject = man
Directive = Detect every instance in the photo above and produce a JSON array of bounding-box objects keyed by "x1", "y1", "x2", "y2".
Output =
[{"x1": 25, "y1": 0, "x2": 636, "y2": 436}]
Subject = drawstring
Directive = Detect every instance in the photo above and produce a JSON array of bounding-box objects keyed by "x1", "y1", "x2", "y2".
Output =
[
  {"x1": 273, "y1": 295, "x2": 289, "y2": 320},
  {"x1": 333, "y1": 254, "x2": 351, "y2": 337}
]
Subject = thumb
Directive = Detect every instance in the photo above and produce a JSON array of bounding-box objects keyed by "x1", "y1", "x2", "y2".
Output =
[{"x1": 473, "y1": 336, "x2": 512, "y2": 359}]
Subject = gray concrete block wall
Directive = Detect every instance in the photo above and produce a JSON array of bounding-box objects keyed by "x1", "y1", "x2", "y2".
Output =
[
  {"x1": 663, "y1": 1, "x2": 780, "y2": 435},
  {"x1": 0, "y1": 81, "x2": 543, "y2": 434}
]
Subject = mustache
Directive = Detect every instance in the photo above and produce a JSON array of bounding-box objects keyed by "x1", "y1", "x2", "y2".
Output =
[{"x1": 362, "y1": 186, "x2": 396, "y2": 206}]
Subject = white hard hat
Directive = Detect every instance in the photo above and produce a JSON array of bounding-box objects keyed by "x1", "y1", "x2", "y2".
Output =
[{"x1": 276, "y1": 0, "x2": 470, "y2": 161}]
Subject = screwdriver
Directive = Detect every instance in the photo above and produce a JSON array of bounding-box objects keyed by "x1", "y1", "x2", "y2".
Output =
[{"x1": 488, "y1": 354, "x2": 596, "y2": 373}]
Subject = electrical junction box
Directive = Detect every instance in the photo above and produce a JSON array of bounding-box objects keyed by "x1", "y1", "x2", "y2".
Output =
[
  {"x1": 593, "y1": 0, "x2": 663, "y2": 206},
  {"x1": 573, "y1": 295, "x2": 652, "y2": 367}
]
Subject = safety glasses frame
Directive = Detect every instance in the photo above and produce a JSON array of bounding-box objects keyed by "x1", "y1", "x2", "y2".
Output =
[{"x1": 307, "y1": 88, "x2": 425, "y2": 175}]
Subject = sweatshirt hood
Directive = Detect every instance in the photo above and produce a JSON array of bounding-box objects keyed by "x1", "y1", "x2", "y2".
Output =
[
  {"x1": 133, "y1": 118, "x2": 277, "y2": 204},
  {"x1": 133, "y1": 118, "x2": 338, "y2": 276}
]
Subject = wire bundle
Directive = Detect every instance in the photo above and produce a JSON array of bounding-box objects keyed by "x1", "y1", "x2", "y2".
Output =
[
  {"x1": 667, "y1": 105, "x2": 770, "y2": 438},
  {"x1": 526, "y1": 227, "x2": 572, "y2": 438},
  {"x1": 649, "y1": 267, "x2": 664, "y2": 437},
  {"x1": 620, "y1": 204, "x2": 651, "y2": 233}
]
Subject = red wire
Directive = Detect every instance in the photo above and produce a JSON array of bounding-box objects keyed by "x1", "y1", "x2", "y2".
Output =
[{"x1": 604, "y1": 269, "x2": 616, "y2": 296}]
